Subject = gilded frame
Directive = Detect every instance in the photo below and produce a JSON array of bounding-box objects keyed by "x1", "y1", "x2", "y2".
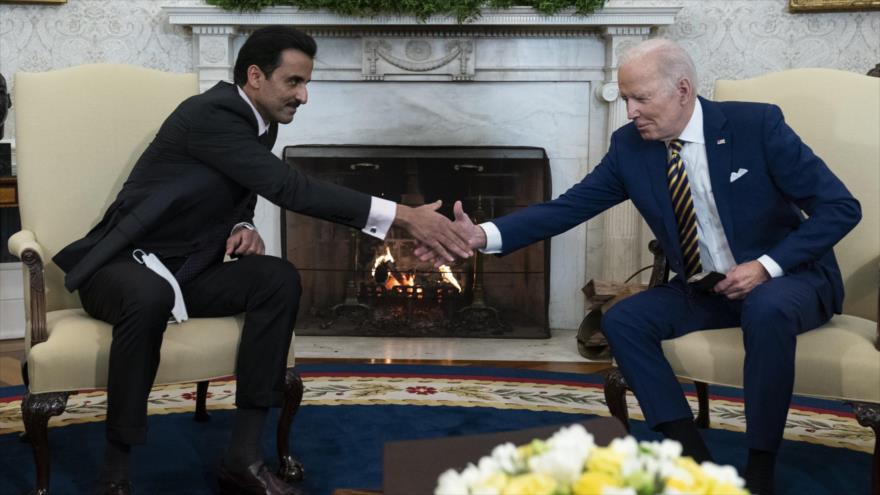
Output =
[
  {"x1": 0, "y1": 0, "x2": 67, "y2": 4},
  {"x1": 790, "y1": 0, "x2": 880, "y2": 11}
]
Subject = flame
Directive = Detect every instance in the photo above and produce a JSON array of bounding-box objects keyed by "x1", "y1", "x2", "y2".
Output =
[
  {"x1": 384, "y1": 271, "x2": 415, "y2": 290},
  {"x1": 438, "y1": 265, "x2": 463, "y2": 292},
  {"x1": 371, "y1": 246, "x2": 395, "y2": 278}
]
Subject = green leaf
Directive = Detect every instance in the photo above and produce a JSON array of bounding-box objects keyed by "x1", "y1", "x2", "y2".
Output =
[{"x1": 205, "y1": 0, "x2": 605, "y2": 22}]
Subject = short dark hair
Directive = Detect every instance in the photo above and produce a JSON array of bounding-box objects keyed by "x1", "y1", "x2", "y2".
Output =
[{"x1": 233, "y1": 26, "x2": 317, "y2": 86}]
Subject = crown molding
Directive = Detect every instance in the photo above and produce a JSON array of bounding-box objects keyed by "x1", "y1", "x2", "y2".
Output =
[{"x1": 164, "y1": 5, "x2": 681, "y2": 29}]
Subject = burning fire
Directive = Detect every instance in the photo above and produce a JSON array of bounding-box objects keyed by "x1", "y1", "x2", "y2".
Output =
[
  {"x1": 371, "y1": 246, "x2": 395, "y2": 278},
  {"x1": 439, "y1": 265, "x2": 463, "y2": 292},
  {"x1": 384, "y1": 272, "x2": 416, "y2": 290},
  {"x1": 370, "y1": 246, "x2": 462, "y2": 292}
]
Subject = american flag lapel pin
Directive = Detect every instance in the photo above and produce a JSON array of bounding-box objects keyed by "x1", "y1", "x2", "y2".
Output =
[{"x1": 717, "y1": 138, "x2": 727, "y2": 145}]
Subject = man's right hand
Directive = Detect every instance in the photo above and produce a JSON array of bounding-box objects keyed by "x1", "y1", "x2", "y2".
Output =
[
  {"x1": 393, "y1": 200, "x2": 473, "y2": 264},
  {"x1": 414, "y1": 201, "x2": 487, "y2": 265}
]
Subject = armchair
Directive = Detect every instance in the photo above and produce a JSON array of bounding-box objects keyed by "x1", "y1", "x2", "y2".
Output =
[
  {"x1": 602, "y1": 68, "x2": 880, "y2": 493},
  {"x1": 9, "y1": 64, "x2": 304, "y2": 494}
]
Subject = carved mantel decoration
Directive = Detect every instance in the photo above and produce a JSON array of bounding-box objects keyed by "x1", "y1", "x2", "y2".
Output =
[{"x1": 164, "y1": 5, "x2": 681, "y2": 89}]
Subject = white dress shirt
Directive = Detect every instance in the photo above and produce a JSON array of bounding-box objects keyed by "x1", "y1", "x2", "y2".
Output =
[
  {"x1": 480, "y1": 99, "x2": 783, "y2": 278},
  {"x1": 236, "y1": 86, "x2": 395, "y2": 239}
]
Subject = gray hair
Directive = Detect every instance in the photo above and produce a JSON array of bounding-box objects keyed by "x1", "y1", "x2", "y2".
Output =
[{"x1": 619, "y1": 38, "x2": 698, "y2": 95}]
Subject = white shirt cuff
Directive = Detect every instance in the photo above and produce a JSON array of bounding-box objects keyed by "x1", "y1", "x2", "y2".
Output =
[
  {"x1": 479, "y1": 222, "x2": 503, "y2": 254},
  {"x1": 231, "y1": 222, "x2": 255, "y2": 235},
  {"x1": 757, "y1": 255, "x2": 783, "y2": 278},
  {"x1": 363, "y1": 196, "x2": 396, "y2": 239}
]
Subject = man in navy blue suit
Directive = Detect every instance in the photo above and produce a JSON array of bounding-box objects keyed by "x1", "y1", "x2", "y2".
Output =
[{"x1": 422, "y1": 39, "x2": 861, "y2": 494}]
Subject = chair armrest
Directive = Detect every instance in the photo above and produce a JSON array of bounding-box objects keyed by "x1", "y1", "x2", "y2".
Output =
[
  {"x1": 8, "y1": 229, "x2": 44, "y2": 261},
  {"x1": 8, "y1": 230, "x2": 49, "y2": 347}
]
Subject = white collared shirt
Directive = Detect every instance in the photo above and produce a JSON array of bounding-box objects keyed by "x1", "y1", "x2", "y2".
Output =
[
  {"x1": 236, "y1": 86, "x2": 395, "y2": 239},
  {"x1": 481, "y1": 99, "x2": 782, "y2": 278}
]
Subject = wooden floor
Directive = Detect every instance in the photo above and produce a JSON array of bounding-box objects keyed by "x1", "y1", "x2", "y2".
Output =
[{"x1": 0, "y1": 338, "x2": 611, "y2": 388}]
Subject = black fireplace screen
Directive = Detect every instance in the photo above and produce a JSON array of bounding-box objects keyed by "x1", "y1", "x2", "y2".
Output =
[{"x1": 281, "y1": 145, "x2": 550, "y2": 338}]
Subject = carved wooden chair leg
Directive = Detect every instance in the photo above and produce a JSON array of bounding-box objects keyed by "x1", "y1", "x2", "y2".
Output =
[
  {"x1": 276, "y1": 368, "x2": 305, "y2": 483},
  {"x1": 194, "y1": 381, "x2": 210, "y2": 422},
  {"x1": 603, "y1": 368, "x2": 631, "y2": 432},
  {"x1": 694, "y1": 381, "x2": 710, "y2": 429},
  {"x1": 851, "y1": 402, "x2": 880, "y2": 495},
  {"x1": 22, "y1": 391, "x2": 71, "y2": 495}
]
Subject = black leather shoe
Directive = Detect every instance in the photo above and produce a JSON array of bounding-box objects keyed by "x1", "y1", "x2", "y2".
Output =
[
  {"x1": 217, "y1": 460, "x2": 302, "y2": 495},
  {"x1": 101, "y1": 480, "x2": 133, "y2": 495}
]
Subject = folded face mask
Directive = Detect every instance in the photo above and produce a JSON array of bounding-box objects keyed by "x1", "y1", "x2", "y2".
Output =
[{"x1": 133, "y1": 249, "x2": 189, "y2": 323}]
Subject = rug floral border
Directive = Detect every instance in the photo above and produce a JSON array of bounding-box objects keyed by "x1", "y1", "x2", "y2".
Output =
[{"x1": 1, "y1": 374, "x2": 871, "y2": 454}]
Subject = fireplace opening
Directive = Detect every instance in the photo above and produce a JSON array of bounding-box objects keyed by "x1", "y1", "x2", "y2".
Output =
[{"x1": 282, "y1": 145, "x2": 550, "y2": 338}]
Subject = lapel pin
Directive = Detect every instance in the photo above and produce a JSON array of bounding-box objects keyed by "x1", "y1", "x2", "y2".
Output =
[{"x1": 717, "y1": 138, "x2": 727, "y2": 145}]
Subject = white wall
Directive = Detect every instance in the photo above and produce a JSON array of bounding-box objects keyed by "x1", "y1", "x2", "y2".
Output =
[
  {"x1": 2, "y1": 0, "x2": 876, "y2": 141},
  {"x1": 0, "y1": 0, "x2": 877, "y2": 337}
]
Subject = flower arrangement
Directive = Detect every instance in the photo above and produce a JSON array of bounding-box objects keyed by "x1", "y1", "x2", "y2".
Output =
[{"x1": 435, "y1": 424, "x2": 749, "y2": 495}]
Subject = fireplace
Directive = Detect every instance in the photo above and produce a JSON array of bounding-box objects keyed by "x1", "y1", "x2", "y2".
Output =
[
  {"x1": 282, "y1": 145, "x2": 550, "y2": 338},
  {"x1": 165, "y1": 4, "x2": 681, "y2": 331}
]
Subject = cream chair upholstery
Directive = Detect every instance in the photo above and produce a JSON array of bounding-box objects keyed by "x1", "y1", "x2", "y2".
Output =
[
  {"x1": 9, "y1": 64, "x2": 304, "y2": 494},
  {"x1": 603, "y1": 68, "x2": 880, "y2": 492}
]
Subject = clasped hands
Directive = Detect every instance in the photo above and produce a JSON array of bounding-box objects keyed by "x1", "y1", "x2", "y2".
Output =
[{"x1": 395, "y1": 200, "x2": 485, "y2": 267}]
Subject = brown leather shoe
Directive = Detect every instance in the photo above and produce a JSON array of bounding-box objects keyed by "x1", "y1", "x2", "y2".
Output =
[{"x1": 217, "y1": 460, "x2": 303, "y2": 495}]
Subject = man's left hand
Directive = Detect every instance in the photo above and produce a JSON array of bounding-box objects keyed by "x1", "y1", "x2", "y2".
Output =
[
  {"x1": 226, "y1": 227, "x2": 265, "y2": 257},
  {"x1": 714, "y1": 261, "x2": 770, "y2": 300}
]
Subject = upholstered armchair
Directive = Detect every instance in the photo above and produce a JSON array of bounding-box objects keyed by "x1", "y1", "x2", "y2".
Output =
[
  {"x1": 602, "y1": 68, "x2": 880, "y2": 493},
  {"x1": 9, "y1": 64, "x2": 304, "y2": 494}
]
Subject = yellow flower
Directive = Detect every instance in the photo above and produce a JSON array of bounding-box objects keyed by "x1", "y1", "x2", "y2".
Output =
[
  {"x1": 501, "y1": 473, "x2": 558, "y2": 495},
  {"x1": 473, "y1": 472, "x2": 510, "y2": 493},
  {"x1": 665, "y1": 458, "x2": 712, "y2": 494},
  {"x1": 572, "y1": 472, "x2": 622, "y2": 495},
  {"x1": 585, "y1": 447, "x2": 625, "y2": 478},
  {"x1": 707, "y1": 482, "x2": 749, "y2": 495}
]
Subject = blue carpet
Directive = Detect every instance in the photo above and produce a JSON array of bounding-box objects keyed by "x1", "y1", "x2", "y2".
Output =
[{"x1": 0, "y1": 364, "x2": 871, "y2": 494}]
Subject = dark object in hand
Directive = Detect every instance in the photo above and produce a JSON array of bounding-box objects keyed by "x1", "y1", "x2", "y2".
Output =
[
  {"x1": 688, "y1": 271, "x2": 726, "y2": 292},
  {"x1": 0, "y1": 72, "x2": 10, "y2": 140}
]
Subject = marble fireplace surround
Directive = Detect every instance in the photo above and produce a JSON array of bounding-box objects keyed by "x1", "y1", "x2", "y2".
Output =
[{"x1": 165, "y1": 5, "x2": 681, "y2": 330}]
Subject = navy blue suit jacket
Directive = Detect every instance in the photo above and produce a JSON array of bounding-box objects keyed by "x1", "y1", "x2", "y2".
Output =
[{"x1": 493, "y1": 97, "x2": 861, "y2": 316}]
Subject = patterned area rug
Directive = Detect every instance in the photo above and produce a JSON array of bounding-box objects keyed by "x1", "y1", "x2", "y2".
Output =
[{"x1": 1, "y1": 364, "x2": 870, "y2": 454}]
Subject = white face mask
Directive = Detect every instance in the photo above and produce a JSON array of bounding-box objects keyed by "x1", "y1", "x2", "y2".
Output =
[{"x1": 133, "y1": 249, "x2": 189, "y2": 323}]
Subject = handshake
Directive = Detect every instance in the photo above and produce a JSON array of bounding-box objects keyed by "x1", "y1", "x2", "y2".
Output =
[{"x1": 393, "y1": 200, "x2": 487, "y2": 266}]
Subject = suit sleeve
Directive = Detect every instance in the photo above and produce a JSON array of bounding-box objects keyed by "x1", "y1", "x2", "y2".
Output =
[
  {"x1": 184, "y1": 102, "x2": 372, "y2": 230},
  {"x1": 761, "y1": 104, "x2": 861, "y2": 271},
  {"x1": 493, "y1": 135, "x2": 629, "y2": 255}
]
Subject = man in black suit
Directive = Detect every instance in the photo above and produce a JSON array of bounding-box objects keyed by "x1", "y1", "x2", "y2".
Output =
[{"x1": 53, "y1": 26, "x2": 471, "y2": 495}]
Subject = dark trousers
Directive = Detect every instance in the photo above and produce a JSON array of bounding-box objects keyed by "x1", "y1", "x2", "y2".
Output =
[
  {"x1": 78, "y1": 254, "x2": 302, "y2": 445},
  {"x1": 601, "y1": 274, "x2": 830, "y2": 452}
]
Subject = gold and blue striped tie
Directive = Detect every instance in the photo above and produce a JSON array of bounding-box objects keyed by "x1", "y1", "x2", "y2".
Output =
[{"x1": 667, "y1": 139, "x2": 702, "y2": 278}]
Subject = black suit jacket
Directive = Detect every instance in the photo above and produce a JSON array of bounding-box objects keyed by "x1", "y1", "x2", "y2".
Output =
[{"x1": 55, "y1": 81, "x2": 372, "y2": 291}]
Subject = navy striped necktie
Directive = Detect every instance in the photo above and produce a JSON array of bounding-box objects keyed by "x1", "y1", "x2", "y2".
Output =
[{"x1": 667, "y1": 139, "x2": 702, "y2": 278}]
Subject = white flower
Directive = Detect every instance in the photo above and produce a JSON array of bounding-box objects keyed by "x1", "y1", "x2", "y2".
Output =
[
  {"x1": 490, "y1": 442, "x2": 523, "y2": 473},
  {"x1": 608, "y1": 436, "x2": 638, "y2": 457},
  {"x1": 528, "y1": 448, "x2": 585, "y2": 485},
  {"x1": 435, "y1": 469, "x2": 469, "y2": 495},
  {"x1": 477, "y1": 456, "x2": 502, "y2": 476},
  {"x1": 700, "y1": 462, "x2": 747, "y2": 488},
  {"x1": 460, "y1": 464, "x2": 485, "y2": 485},
  {"x1": 654, "y1": 440, "x2": 683, "y2": 460},
  {"x1": 546, "y1": 424, "x2": 596, "y2": 456}
]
